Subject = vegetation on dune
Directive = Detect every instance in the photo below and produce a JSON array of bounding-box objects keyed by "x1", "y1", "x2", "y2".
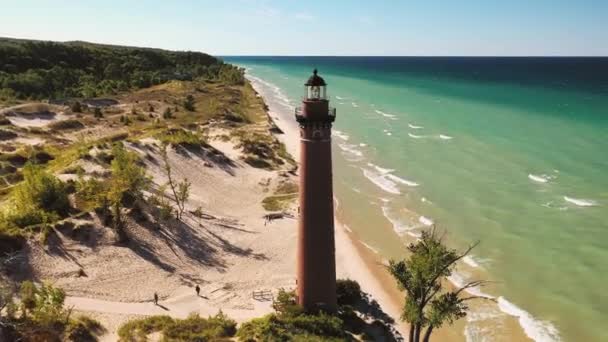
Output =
[
  {"x1": 0, "y1": 163, "x2": 70, "y2": 236},
  {"x1": 388, "y1": 229, "x2": 489, "y2": 342},
  {"x1": 0, "y1": 37, "x2": 244, "y2": 101},
  {"x1": 262, "y1": 179, "x2": 298, "y2": 211},
  {"x1": 0, "y1": 279, "x2": 104, "y2": 341},
  {"x1": 117, "y1": 312, "x2": 236, "y2": 342}
]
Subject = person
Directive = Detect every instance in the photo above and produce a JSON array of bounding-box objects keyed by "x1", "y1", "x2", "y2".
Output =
[
  {"x1": 154, "y1": 292, "x2": 158, "y2": 305},
  {"x1": 195, "y1": 284, "x2": 200, "y2": 297}
]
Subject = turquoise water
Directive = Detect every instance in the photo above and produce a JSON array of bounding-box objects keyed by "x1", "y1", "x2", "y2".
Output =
[{"x1": 225, "y1": 57, "x2": 608, "y2": 341}]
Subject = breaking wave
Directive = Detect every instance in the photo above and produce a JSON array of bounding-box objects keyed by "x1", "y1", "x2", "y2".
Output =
[
  {"x1": 529, "y1": 174, "x2": 550, "y2": 183},
  {"x1": 333, "y1": 130, "x2": 350, "y2": 141},
  {"x1": 563, "y1": 196, "x2": 598, "y2": 207},
  {"x1": 497, "y1": 297, "x2": 561, "y2": 342},
  {"x1": 419, "y1": 216, "x2": 434, "y2": 226},
  {"x1": 362, "y1": 168, "x2": 401, "y2": 194},
  {"x1": 408, "y1": 133, "x2": 424, "y2": 139},
  {"x1": 375, "y1": 109, "x2": 397, "y2": 118},
  {"x1": 439, "y1": 134, "x2": 453, "y2": 140},
  {"x1": 408, "y1": 123, "x2": 423, "y2": 129}
]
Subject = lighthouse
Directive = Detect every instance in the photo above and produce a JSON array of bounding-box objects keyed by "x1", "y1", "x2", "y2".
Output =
[{"x1": 295, "y1": 69, "x2": 337, "y2": 312}]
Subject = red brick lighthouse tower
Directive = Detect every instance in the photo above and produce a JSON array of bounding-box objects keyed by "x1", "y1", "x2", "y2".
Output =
[{"x1": 295, "y1": 69, "x2": 337, "y2": 312}]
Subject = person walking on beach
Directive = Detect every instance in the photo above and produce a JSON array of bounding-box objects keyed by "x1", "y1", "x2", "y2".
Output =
[
  {"x1": 195, "y1": 285, "x2": 200, "y2": 297},
  {"x1": 154, "y1": 292, "x2": 158, "y2": 305}
]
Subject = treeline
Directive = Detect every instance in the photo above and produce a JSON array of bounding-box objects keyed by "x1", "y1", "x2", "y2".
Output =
[{"x1": 0, "y1": 37, "x2": 244, "y2": 100}]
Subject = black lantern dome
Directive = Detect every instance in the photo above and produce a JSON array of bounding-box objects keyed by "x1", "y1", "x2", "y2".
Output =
[
  {"x1": 305, "y1": 69, "x2": 326, "y2": 86},
  {"x1": 304, "y1": 69, "x2": 327, "y2": 100}
]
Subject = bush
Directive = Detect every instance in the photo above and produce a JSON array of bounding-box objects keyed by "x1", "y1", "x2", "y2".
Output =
[
  {"x1": 71, "y1": 101, "x2": 82, "y2": 113},
  {"x1": 14, "y1": 163, "x2": 70, "y2": 216},
  {"x1": 237, "y1": 313, "x2": 346, "y2": 342},
  {"x1": 162, "y1": 107, "x2": 173, "y2": 119},
  {"x1": 66, "y1": 315, "x2": 105, "y2": 342},
  {"x1": 48, "y1": 119, "x2": 85, "y2": 131},
  {"x1": 156, "y1": 128, "x2": 203, "y2": 147},
  {"x1": 93, "y1": 107, "x2": 103, "y2": 119},
  {"x1": 183, "y1": 94, "x2": 195, "y2": 111},
  {"x1": 336, "y1": 279, "x2": 362, "y2": 306},
  {"x1": 117, "y1": 312, "x2": 236, "y2": 342}
]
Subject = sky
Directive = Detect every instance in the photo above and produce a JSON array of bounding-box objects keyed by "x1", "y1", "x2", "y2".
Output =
[{"x1": 1, "y1": 0, "x2": 607, "y2": 56}]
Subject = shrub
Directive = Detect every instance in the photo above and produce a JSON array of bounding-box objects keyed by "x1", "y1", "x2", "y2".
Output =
[
  {"x1": 66, "y1": 315, "x2": 105, "y2": 342},
  {"x1": 162, "y1": 107, "x2": 173, "y2": 119},
  {"x1": 48, "y1": 119, "x2": 85, "y2": 131},
  {"x1": 336, "y1": 279, "x2": 362, "y2": 306},
  {"x1": 71, "y1": 101, "x2": 82, "y2": 113},
  {"x1": 183, "y1": 94, "x2": 195, "y2": 111},
  {"x1": 93, "y1": 107, "x2": 103, "y2": 119},
  {"x1": 14, "y1": 163, "x2": 70, "y2": 216},
  {"x1": 156, "y1": 128, "x2": 203, "y2": 147}
]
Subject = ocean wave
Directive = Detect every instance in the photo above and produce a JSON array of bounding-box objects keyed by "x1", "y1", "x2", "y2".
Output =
[
  {"x1": 463, "y1": 255, "x2": 481, "y2": 268},
  {"x1": 359, "y1": 143, "x2": 367, "y2": 147},
  {"x1": 408, "y1": 133, "x2": 424, "y2": 139},
  {"x1": 361, "y1": 241, "x2": 380, "y2": 254},
  {"x1": 386, "y1": 174, "x2": 419, "y2": 187},
  {"x1": 448, "y1": 272, "x2": 494, "y2": 299},
  {"x1": 497, "y1": 297, "x2": 561, "y2": 342},
  {"x1": 363, "y1": 168, "x2": 401, "y2": 194},
  {"x1": 408, "y1": 123, "x2": 423, "y2": 129},
  {"x1": 352, "y1": 102, "x2": 359, "y2": 108},
  {"x1": 563, "y1": 196, "x2": 598, "y2": 207},
  {"x1": 368, "y1": 163, "x2": 394, "y2": 174},
  {"x1": 333, "y1": 130, "x2": 350, "y2": 141},
  {"x1": 439, "y1": 134, "x2": 453, "y2": 140},
  {"x1": 386, "y1": 132, "x2": 393, "y2": 136},
  {"x1": 335, "y1": 95, "x2": 347, "y2": 100},
  {"x1": 375, "y1": 109, "x2": 397, "y2": 118},
  {"x1": 529, "y1": 174, "x2": 549, "y2": 183},
  {"x1": 381, "y1": 205, "x2": 412, "y2": 236},
  {"x1": 338, "y1": 143, "x2": 364, "y2": 160},
  {"x1": 419, "y1": 216, "x2": 434, "y2": 226}
]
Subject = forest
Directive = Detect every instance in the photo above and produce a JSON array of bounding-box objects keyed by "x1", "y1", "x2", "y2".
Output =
[{"x1": 0, "y1": 37, "x2": 244, "y2": 100}]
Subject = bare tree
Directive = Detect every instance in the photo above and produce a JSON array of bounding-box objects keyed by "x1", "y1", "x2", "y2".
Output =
[{"x1": 160, "y1": 144, "x2": 191, "y2": 220}]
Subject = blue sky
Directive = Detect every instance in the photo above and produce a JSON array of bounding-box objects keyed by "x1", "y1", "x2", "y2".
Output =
[{"x1": 1, "y1": 0, "x2": 607, "y2": 56}]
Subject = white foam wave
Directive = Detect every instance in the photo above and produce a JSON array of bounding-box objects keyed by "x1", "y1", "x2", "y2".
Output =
[
  {"x1": 362, "y1": 168, "x2": 401, "y2": 194},
  {"x1": 439, "y1": 134, "x2": 453, "y2": 140},
  {"x1": 381, "y1": 205, "x2": 411, "y2": 235},
  {"x1": 408, "y1": 133, "x2": 424, "y2": 139},
  {"x1": 419, "y1": 216, "x2": 434, "y2": 226},
  {"x1": 375, "y1": 109, "x2": 397, "y2": 118},
  {"x1": 497, "y1": 297, "x2": 561, "y2": 342},
  {"x1": 386, "y1": 132, "x2": 393, "y2": 136},
  {"x1": 359, "y1": 143, "x2": 367, "y2": 147},
  {"x1": 447, "y1": 272, "x2": 494, "y2": 299},
  {"x1": 529, "y1": 174, "x2": 549, "y2": 183},
  {"x1": 368, "y1": 163, "x2": 394, "y2": 174},
  {"x1": 563, "y1": 196, "x2": 598, "y2": 207},
  {"x1": 333, "y1": 130, "x2": 350, "y2": 141},
  {"x1": 408, "y1": 123, "x2": 423, "y2": 129},
  {"x1": 361, "y1": 242, "x2": 379, "y2": 254},
  {"x1": 338, "y1": 143, "x2": 364, "y2": 160},
  {"x1": 335, "y1": 96, "x2": 346, "y2": 100},
  {"x1": 351, "y1": 102, "x2": 359, "y2": 108},
  {"x1": 386, "y1": 174, "x2": 419, "y2": 187},
  {"x1": 463, "y1": 255, "x2": 481, "y2": 268}
]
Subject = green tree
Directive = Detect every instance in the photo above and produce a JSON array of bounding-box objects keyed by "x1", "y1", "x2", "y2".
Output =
[
  {"x1": 160, "y1": 144, "x2": 190, "y2": 220},
  {"x1": 19, "y1": 281, "x2": 37, "y2": 318},
  {"x1": 108, "y1": 143, "x2": 149, "y2": 242},
  {"x1": 13, "y1": 163, "x2": 70, "y2": 216},
  {"x1": 387, "y1": 229, "x2": 488, "y2": 342},
  {"x1": 183, "y1": 94, "x2": 195, "y2": 111},
  {"x1": 71, "y1": 101, "x2": 82, "y2": 113}
]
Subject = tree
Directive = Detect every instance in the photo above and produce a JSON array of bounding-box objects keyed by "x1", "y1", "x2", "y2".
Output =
[
  {"x1": 107, "y1": 143, "x2": 149, "y2": 242},
  {"x1": 184, "y1": 94, "x2": 195, "y2": 111},
  {"x1": 160, "y1": 144, "x2": 190, "y2": 220},
  {"x1": 387, "y1": 229, "x2": 489, "y2": 342}
]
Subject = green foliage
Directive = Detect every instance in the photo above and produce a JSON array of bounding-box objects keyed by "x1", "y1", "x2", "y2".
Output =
[
  {"x1": 117, "y1": 312, "x2": 236, "y2": 342},
  {"x1": 156, "y1": 128, "x2": 203, "y2": 147},
  {"x1": 336, "y1": 279, "x2": 362, "y2": 306},
  {"x1": 65, "y1": 315, "x2": 105, "y2": 342},
  {"x1": 237, "y1": 313, "x2": 346, "y2": 342},
  {"x1": 0, "y1": 37, "x2": 230, "y2": 99},
  {"x1": 0, "y1": 163, "x2": 69, "y2": 233},
  {"x1": 14, "y1": 163, "x2": 69, "y2": 215},
  {"x1": 159, "y1": 144, "x2": 190, "y2": 220},
  {"x1": 183, "y1": 94, "x2": 195, "y2": 111},
  {"x1": 387, "y1": 229, "x2": 482, "y2": 342},
  {"x1": 48, "y1": 118, "x2": 85, "y2": 131},
  {"x1": 75, "y1": 175, "x2": 109, "y2": 211}
]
